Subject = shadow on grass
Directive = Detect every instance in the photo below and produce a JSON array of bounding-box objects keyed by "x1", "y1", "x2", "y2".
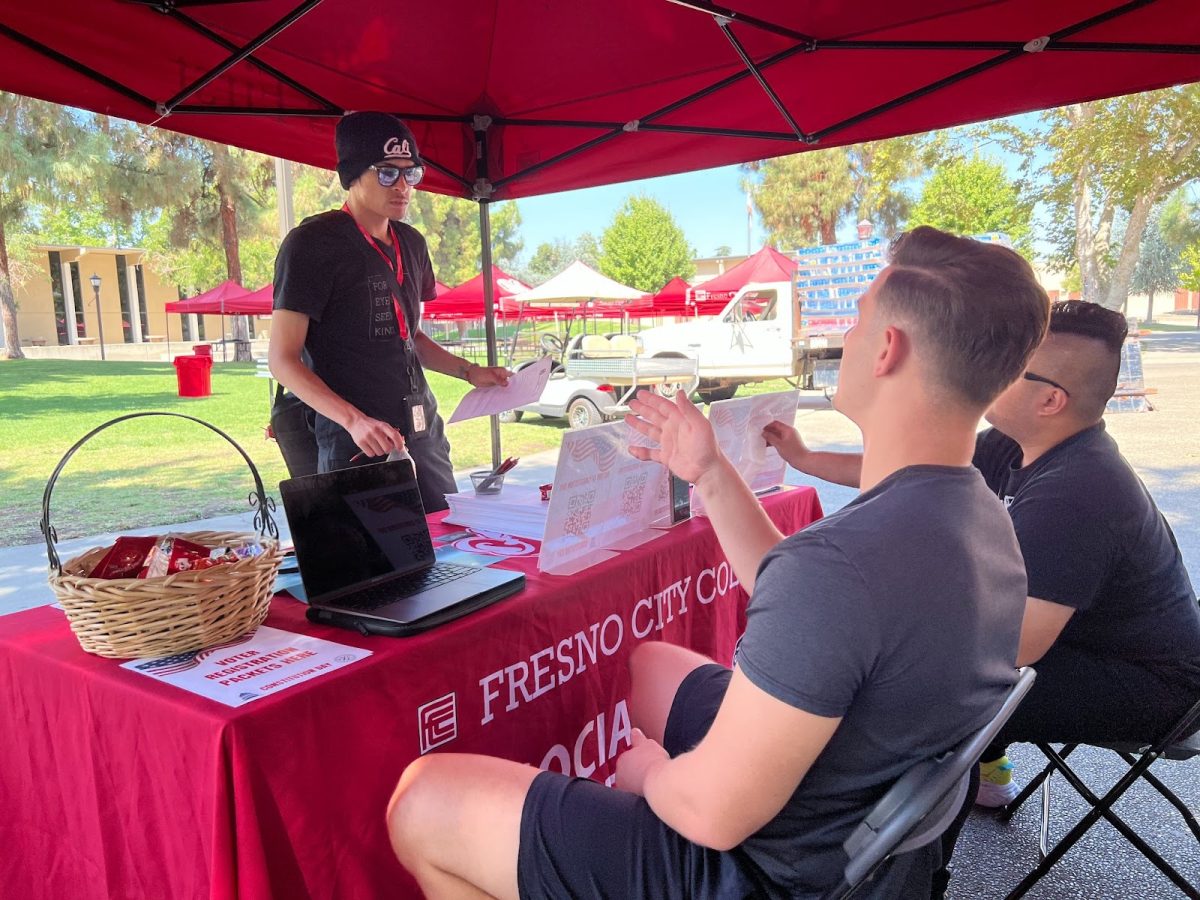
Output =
[
  {"x1": 3, "y1": 391, "x2": 190, "y2": 419},
  {"x1": 5, "y1": 443, "x2": 290, "y2": 547}
]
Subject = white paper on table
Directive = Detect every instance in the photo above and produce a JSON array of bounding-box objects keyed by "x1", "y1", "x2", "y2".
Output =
[
  {"x1": 447, "y1": 356, "x2": 552, "y2": 424},
  {"x1": 121, "y1": 625, "x2": 371, "y2": 707},
  {"x1": 692, "y1": 390, "x2": 799, "y2": 515}
]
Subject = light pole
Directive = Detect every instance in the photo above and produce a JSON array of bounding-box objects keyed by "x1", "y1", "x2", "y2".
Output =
[{"x1": 89, "y1": 273, "x2": 106, "y2": 361}]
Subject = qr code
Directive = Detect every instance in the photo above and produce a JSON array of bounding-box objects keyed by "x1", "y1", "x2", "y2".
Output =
[
  {"x1": 564, "y1": 490, "x2": 596, "y2": 536},
  {"x1": 620, "y1": 473, "x2": 647, "y2": 517}
]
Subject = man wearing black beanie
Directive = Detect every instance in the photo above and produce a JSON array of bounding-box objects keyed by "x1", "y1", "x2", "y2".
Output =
[{"x1": 268, "y1": 111, "x2": 510, "y2": 512}]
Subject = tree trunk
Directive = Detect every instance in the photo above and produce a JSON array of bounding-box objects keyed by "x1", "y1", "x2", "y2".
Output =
[
  {"x1": 1074, "y1": 180, "x2": 1103, "y2": 306},
  {"x1": 1103, "y1": 192, "x2": 1157, "y2": 312},
  {"x1": 1067, "y1": 104, "x2": 1104, "y2": 306},
  {"x1": 1145, "y1": 289, "x2": 1155, "y2": 324},
  {"x1": 820, "y1": 218, "x2": 837, "y2": 245},
  {"x1": 0, "y1": 218, "x2": 25, "y2": 360},
  {"x1": 214, "y1": 145, "x2": 251, "y2": 361}
]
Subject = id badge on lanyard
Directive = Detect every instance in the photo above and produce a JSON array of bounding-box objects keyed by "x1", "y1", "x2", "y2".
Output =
[{"x1": 345, "y1": 209, "x2": 426, "y2": 432}]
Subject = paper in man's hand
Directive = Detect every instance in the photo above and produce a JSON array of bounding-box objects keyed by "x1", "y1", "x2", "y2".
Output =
[{"x1": 448, "y1": 356, "x2": 552, "y2": 424}]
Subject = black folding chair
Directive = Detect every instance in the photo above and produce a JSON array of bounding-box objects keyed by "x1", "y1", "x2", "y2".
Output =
[
  {"x1": 823, "y1": 667, "x2": 1037, "y2": 900},
  {"x1": 1000, "y1": 696, "x2": 1200, "y2": 900}
]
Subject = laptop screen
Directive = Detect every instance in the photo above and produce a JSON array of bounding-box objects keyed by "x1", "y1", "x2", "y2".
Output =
[{"x1": 279, "y1": 460, "x2": 434, "y2": 600}]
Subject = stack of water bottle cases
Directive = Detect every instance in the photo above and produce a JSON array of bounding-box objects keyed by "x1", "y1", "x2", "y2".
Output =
[{"x1": 793, "y1": 232, "x2": 1010, "y2": 389}]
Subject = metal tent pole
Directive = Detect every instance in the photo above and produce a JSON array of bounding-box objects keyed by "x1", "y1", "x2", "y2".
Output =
[{"x1": 474, "y1": 116, "x2": 503, "y2": 470}]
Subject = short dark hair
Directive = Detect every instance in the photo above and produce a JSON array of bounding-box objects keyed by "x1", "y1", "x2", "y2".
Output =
[
  {"x1": 1047, "y1": 300, "x2": 1128, "y2": 417},
  {"x1": 1048, "y1": 299, "x2": 1128, "y2": 352},
  {"x1": 877, "y1": 227, "x2": 1050, "y2": 407}
]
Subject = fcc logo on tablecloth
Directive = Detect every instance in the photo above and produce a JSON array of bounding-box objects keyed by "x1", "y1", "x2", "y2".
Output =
[{"x1": 418, "y1": 692, "x2": 458, "y2": 754}]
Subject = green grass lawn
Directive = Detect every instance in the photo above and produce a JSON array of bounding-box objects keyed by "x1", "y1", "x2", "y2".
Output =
[
  {"x1": 0, "y1": 359, "x2": 568, "y2": 547},
  {"x1": 1143, "y1": 320, "x2": 1200, "y2": 332},
  {"x1": 0, "y1": 358, "x2": 800, "y2": 548}
]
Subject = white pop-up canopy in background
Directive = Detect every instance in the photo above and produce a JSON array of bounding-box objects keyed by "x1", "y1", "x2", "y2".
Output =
[{"x1": 511, "y1": 261, "x2": 643, "y2": 305}]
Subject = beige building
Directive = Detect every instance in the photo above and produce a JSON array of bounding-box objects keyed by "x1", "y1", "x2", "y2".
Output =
[
  {"x1": 691, "y1": 253, "x2": 749, "y2": 287},
  {"x1": 9, "y1": 245, "x2": 269, "y2": 354}
]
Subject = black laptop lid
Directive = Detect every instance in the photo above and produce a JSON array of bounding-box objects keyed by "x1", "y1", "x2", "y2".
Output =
[{"x1": 278, "y1": 460, "x2": 435, "y2": 601}]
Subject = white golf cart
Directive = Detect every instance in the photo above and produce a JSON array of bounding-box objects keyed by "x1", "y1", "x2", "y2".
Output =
[{"x1": 500, "y1": 332, "x2": 699, "y2": 429}]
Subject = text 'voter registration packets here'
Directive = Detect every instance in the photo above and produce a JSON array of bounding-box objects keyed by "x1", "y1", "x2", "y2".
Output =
[{"x1": 122, "y1": 626, "x2": 371, "y2": 707}]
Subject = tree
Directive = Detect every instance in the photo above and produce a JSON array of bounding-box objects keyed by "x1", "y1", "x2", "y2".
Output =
[
  {"x1": 744, "y1": 150, "x2": 853, "y2": 247},
  {"x1": 1034, "y1": 87, "x2": 1200, "y2": 310},
  {"x1": 713, "y1": 244, "x2": 733, "y2": 257},
  {"x1": 743, "y1": 135, "x2": 929, "y2": 250},
  {"x1": 908, "y1": 156, "x2": 1032, "y2": 251},
  {"x1": 1159, "y1": 187, "x2": 1200, "y2": 250},
  {"x1": 598, "y1": 195, "x2": 694, "y2": 292},
  {"x1": 130, "y1": 134, "x2": 276, "y2": 359},
  {"x1": 1131, "y1": 209, "x2": 1184, "y2": 323},
  {"x1": 521, "y1": 233, "x2": 600, "y2": 285},
  {"x1": 406, "y1": 194, "x2": 522, "y2": 287},
  {"x1": 292, "y1": 162, "x2": 344, "y2": 222},
  {"x1": 1179, "y1": 241, "x2": 1200, "y2": 299},
  {"x1": 0, "y1": 94, "x2": 83, "y2": 359},
  {"x1": 848, "y1": 135, "x2": 932, "y2": 237}
]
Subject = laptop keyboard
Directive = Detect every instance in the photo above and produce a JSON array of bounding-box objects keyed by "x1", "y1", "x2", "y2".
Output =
[{"x1": 333, "y1": 563, "x2": 484, "y2": 612}]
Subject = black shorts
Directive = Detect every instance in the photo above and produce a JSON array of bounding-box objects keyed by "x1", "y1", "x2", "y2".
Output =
[{"x1": 517, "y1": 664, "x2": 764, "y2": 900}]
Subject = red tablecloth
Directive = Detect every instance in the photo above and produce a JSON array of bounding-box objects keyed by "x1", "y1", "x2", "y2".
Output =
[{"x1": 0, "y1": 487, "x2": 820, "y2": 900}]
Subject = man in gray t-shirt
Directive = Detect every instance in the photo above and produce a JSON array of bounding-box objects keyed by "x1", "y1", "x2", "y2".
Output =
[
  {"x1": 385, "y1": 227, "x2": 1050, "y2": 900},
  {"x1": 727, "y1": 465, "x2": 1025, "y2": 891}
]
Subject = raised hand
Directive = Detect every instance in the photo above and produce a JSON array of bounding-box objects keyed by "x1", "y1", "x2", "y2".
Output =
[{"x1": 626, "y1": 389, "x2": 725, "y2": 487}]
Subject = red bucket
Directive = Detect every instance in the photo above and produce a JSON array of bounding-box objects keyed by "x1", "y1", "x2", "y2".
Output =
[{"x1": 173, "y1": 355, "x2": 213, "y2": 398}]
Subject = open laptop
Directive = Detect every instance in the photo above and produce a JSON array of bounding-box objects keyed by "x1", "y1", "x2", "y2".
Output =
[{"x1": 278, "y1": 459, "x2": 524, "y2": 636}]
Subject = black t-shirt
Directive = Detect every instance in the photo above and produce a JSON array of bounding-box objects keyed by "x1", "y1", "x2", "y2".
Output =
[
  {"x1": 974, "y1": 424, "x2": 1200, "y2": 677},
  {"x1": 733, "y1": 466, "x2": 1026, "y2": 894},
  {"x1": 272, "y1": 210, "x2": 437, "y2": 429}
]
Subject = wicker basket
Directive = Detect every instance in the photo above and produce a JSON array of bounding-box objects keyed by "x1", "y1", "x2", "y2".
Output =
[{"x1": 42, "y1": 412, "x2": 284, "y2": 659}]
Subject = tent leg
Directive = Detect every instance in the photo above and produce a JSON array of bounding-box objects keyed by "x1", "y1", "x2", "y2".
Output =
[{"x1": 478, "y1": 200, "x2": 502, "y2": 469}]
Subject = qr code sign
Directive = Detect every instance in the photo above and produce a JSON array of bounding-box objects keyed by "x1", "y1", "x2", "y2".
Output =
[
  {"x1": 620, "y1": 473, "x2": 647, "y2": 517},
  {"x1": 418, "y1": 693, "x2": 458, "y2": 754},
  {"x1": 564, "y1": 490, "x2": 596, "y2": 537}
]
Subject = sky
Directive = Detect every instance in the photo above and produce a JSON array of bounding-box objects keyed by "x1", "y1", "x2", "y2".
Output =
[
  {"x1": 511, "y1": 164, "x2": 770, "y2": 261},
  {"x1": 507, "y1": 112, "x2": 1046, "y2": 265}
]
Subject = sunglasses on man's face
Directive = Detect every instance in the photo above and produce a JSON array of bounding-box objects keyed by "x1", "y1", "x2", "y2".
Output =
[
  {"x1": 369, "y1": 164, "x2": 425, "y2": 188},
  {"x1": 1023, "y1": 371, "x2": 1071, "y2": 396}
]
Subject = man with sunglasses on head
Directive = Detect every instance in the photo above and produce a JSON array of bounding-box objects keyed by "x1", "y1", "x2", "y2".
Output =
[
  {"x1": 768, "y1": 300, "x2": 1200, "y2": 891},
  {"x1": 269, "y1": 111, "x2": 509, "y2": 511}
]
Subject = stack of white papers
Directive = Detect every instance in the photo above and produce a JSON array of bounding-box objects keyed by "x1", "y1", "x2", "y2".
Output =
[{"x1": 443, "y1": 487, "x2": 550, "y2": 540}]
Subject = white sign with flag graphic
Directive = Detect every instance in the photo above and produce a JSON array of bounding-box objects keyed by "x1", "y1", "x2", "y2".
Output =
[
  {"x1": 539, "y1": 421, "x2": 669, "y2": 575},
  {"x1": 122, "y1": 625, "x2": 372, "y2": 707}
]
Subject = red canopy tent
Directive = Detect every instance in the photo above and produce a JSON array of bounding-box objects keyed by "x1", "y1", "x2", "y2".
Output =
[
  {"x1": 237, "y1": 283, "x2": 276, "y2": 315},
  {"x1": 423, "y1": 267, "x2": 530, "y2": 321},
  {"x1": 2, "y1": 0, "x2": 1196, "y2": 460},
  {"x1": 688, "y1": 246, "x2": 798, "y2": 314},
  {"x1": 163, "y1": 279, "x2": 258, "y2": 316},
  {"x1": 2, "y1": 1, "x2": 1196, "y2": 201},
  {"x1": 626, "y1": 276, "x2": 692, "y2": 318}
]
